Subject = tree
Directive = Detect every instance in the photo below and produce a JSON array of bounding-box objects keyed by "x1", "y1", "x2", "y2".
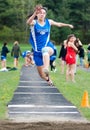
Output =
[
  {"x1": 0, "y1": 0, "x2": 36, "y2": 42},
  {"x1": 0, "y1": 0, "x2": 90, "y2": 43},
  {"x1": 0, "y1": 0, "x2": 10, "y2": 28},
  {"x1": 68, "y1": 0, "x2": 90, "y2": 43}
]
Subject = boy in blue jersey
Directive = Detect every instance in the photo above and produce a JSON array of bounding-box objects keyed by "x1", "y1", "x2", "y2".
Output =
[
  {"x1": 50, "y1": 45, "x2": 57, "y2": 72},
  {"x1": 26, "y1": 4, "x2": 74, "y2": 85}
]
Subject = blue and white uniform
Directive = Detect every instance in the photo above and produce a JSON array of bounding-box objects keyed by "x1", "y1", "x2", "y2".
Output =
[{"x1": 29, "y1": 19, "x2": 54, "y2": 66}]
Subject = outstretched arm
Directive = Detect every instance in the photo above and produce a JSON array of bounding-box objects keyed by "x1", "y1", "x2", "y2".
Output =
[{"x1": 49, "y1": 19, "x2": 74, "y2": 28}]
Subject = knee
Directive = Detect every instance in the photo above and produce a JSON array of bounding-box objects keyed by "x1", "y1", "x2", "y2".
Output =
[{"x1": 42, "y1": 47, "x2": 49, "y2": 56}]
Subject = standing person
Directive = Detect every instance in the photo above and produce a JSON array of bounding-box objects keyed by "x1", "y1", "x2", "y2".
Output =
[
  {"x1": 0, "y1": 42, "x2": 10, "y2": 71},
  {"x1": 78, "y1": 45, "x2": 85, "y2": 67},
  {"x1": 26, "y1": 4, "x2": 73, "y2": 85},
  {"x1": 58, "y1": 40, "x2": 67, "y2": 74},
  {"x1": 11, "y1": 41, "x2": 22, "y2": 69},
  {"x1": 87, "y1": 43, "x2": 90, "y2": 67},
  {"x1": 65, "y1": 34, "x2": 78, "y2": 82},
  {"x1": 74, "y1": 38, "x2": 81, "y2": 74}
]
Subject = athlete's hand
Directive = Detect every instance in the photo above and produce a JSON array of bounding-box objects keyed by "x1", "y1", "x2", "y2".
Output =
[
  {"x1": 69, "y1": 24, "x2": 74, "y2": 29},
  {"x1": 35, "y1": 4, "x2": 42, "y2": 15}
]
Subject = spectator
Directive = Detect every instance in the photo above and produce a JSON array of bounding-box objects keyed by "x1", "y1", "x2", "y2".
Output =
[
  {"x1": 74, "y1": 38, "x2": 82, "y2": 73},
  {"x1": 50, "y1": 45, "x2": 57, "y2": 72},
  {"x1": 22, "y1": 50, "x2": 34, "y2": 66},
  {"x1": 11, "y1": 41, "x2": 22, "y2": 69},
  {"x1": 87, "y1": 43, "x2": 90, "y2": 67},
  {"x1": 65, "y1": 34, "x2": 78, "y2": 82},
  {"x1": 78, "y1": 45, "x2": 85, "y2": 67},
  {"x1": 0, "y1": 42, "x2": 10, "y2": 71},
  {"x1": 58, "y1": 40, "x2": 67, "y2": 74}
]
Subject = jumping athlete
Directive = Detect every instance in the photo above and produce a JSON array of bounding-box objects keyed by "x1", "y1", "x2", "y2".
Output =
[{"x1": 26, "y1": 4, "x2": 74, "y2": 85}]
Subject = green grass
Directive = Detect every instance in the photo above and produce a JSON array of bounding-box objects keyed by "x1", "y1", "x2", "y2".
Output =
[
  {"x1": 0, "y1": 71, "x2": 20, "y2": 119},
  {"x1": 0, "y1": 43, "x2": 90, "y2": 120},
  {"x1": 50, "y1": 58, "x2": 90, "y2": 120},
  {"x1": 0, "y1": 43, "x2": 29, "y2": 119}
]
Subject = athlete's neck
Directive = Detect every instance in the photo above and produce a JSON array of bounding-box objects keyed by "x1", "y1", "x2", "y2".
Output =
[{"x1": 38, "y1": 19, "x2": 45, "y2": 25}]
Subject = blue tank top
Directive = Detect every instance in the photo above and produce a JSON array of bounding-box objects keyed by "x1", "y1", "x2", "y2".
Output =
[{"x1": 30, "y1": 19, "x2": 51, "y2": 52}]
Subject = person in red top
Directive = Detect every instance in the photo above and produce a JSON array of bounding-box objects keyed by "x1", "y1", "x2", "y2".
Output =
[{"x1": 65, "y1": 34, "x2": 78, "y2": 82}]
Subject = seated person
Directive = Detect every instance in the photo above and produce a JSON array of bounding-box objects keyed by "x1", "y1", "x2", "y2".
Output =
[{"x1": 22, "y1": 50, "x2": 34, "y2": 66}]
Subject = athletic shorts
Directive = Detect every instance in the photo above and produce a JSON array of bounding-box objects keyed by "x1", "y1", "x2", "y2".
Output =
[
  {"x1": 33, "y1": 51, "x2": 43, "y2": 66},
  {"x1": 1, "y1": 56, "x2": 6, "y2": 60},
  {"x1": 33, "y1": 42, "x2": 55, "y2": 66},
  {"x1": 14, "y1": 56, "x2": 19, "y2": 59}
]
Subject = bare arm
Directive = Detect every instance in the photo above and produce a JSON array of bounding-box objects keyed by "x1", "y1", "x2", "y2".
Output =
[
  {"x1": 26, "y1": 4, "x2": 42, "y2": 25},
  {"x1": 26, "y1": 12, "x2": 36, "y2": 25},
  {"x1": 69, "y1": 42, "x2": 78, "y2": 52},
  {"x1": 49, "y1": 19, "x2": 74, "y2": 28}
]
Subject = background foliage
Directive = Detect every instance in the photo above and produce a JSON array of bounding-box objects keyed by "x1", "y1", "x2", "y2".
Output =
[{"x1": 0, "y1": 0, "x2": 90, "y2": 44}]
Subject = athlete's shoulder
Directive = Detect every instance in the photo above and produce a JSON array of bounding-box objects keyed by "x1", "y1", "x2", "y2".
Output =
[
  {"x1": 45, "y1": 19, "x2": 51, "y2": 25},
  {"x1": 30, "y1": 20, "x2": 36, "y2": 26},
  {"x1": 48, "y1": 19, "x2": 55, "y2": 25}
]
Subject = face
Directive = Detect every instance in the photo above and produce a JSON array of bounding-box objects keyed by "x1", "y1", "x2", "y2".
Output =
[
  {"x1": 37, "y1": 9, "x2": 46, "y2": 20},
  {"x1": 69, "y1": 36, "x2": 76, "y2": 42},
  {"x1": 76, "y1": 42, "x2": 79, "y2": 46}
]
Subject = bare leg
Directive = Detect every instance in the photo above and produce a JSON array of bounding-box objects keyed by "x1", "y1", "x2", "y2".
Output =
[
  {"x1": 24, "y1": 57, "x2": 28, "y2": 66},
  {"x1": 1, "y1": 60, "x2": 6, "y2": 68},
  {"x1": 37, "y1": 66, "x2": 48, "y2": 81},
  {"x1": 43, "y1": 53, "x2": 50, "y2": 69},
  {"x1": 37, "y1": 65, "x2": 53, "y2": 86},
  {"x1": 36, "y1": 47, "x2": 54, "y2": 85},
  {"x1": 61, "y1": 59, "x2": 65, "y2": 74},
  {"x1": 43, "y1": 47, "x2": 54, "y2": 70},
  {"x1": 70, "y1": 64, "x2": 76, "y2": 82},
  {"x1": 14, "y1": 58, "x2": 18, "y2": 68},
  {"x1": 66, "y1": 64, "x2": 70, "y2": 81},
  {"x1": 74, "y1": 54, "x2": 78, "y2": 74}
]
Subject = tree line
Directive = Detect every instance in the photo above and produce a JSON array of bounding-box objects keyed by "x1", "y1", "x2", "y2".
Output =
[{"x1": 0, "y1": 0, "x2": 90, "y2": 44}]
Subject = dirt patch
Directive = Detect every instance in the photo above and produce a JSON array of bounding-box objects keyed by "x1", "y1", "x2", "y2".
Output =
[{"x1": 0, "y1": 120, "x2": 90, "y2": 130}]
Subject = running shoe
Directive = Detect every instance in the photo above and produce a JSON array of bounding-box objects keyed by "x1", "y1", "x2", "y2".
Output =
[{"x1": 46, "y1": 75, "x2": 54, "y2": 86}]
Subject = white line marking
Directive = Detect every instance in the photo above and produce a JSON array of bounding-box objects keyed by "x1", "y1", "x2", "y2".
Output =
[
  {"x1": 8, "y1": 105, "x2": 76, "y2": 108},
  {"x1": 9, "y1": 112, "x2": 79, "y2": 114},
  {"x1": 20, "y1": 81, "x2": 46, "y2": 83},
  {"x1": 14, "y1": 92, "x2": 60, "y2": 94},
  {"x1": 18, "y1": 86, "x2": 56, "y2": 88}
]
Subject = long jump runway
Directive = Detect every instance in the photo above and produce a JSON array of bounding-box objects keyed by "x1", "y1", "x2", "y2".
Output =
[{"x1": 8, "y1": 65, "x2": 86, "y2": 122}]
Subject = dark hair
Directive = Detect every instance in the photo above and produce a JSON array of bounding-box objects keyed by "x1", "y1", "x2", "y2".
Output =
[
  {"x1": 3, "y1": 42, "x2": 7, "y2": 46},
  {"x1": 66, "y1": 34, "x2": 75, "y2": 44},
  {"x1": 41, "y1": 7, "x2": 48, "y2": 12},
  {"x1": 67, "y1": 34, "x2": 75, "y2": 39},
  {"x1": 74, "y1": 39, "x2": 80, "y2": 48}
]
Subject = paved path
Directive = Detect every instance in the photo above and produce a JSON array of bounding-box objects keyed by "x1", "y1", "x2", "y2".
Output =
[{"x1": 8, "y1": 65, "x2": 86, "y2": 122}]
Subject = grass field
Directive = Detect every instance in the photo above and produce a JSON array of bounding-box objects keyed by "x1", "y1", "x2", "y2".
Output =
[{"x1": 0, "y1": 43, "x2": 90, "y2": 120}]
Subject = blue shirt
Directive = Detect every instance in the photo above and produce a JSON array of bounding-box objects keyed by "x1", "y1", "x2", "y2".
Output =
[{"x1": 30, "y1": 19, "x2": 51, "y2": 52}]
